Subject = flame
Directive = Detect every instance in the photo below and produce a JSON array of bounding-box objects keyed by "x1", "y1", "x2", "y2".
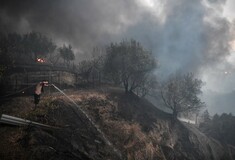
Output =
[{"x1": 36, "y1": 58, "x2": 45, "y2": 63}]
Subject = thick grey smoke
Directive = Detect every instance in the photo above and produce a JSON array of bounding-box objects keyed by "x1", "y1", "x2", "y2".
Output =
[
  {"x1": 0, "y1": 0, "x2": 234, "y2": 114},
  {"x1": 0, "y1": 0, "x2": 145, "y2": 61},
  {"x1": 0, "y1": 0, "x2": 142, "y2": 56},
  {"x1": 124, "y1": 0, "x2": 232, "y2": 76}
]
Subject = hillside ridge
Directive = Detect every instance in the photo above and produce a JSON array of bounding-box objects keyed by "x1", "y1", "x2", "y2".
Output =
[{"x1": 0, "y1": 86, "x2": 234, "y2": 160}]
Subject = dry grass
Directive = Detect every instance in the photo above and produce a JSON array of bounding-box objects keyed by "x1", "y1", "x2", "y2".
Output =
[
  {"x1": 0, "y1": 87, "x2": 172, "y2": 160},
  {"x1": 65, "y1": 89, "x2": 173, "y2": 160},
  {"x1": 0, "y1": 126, "x2": 28, "y2": 160},
  {"x1": 101, "y1": 120, "x2": 167, "y2": 160}
]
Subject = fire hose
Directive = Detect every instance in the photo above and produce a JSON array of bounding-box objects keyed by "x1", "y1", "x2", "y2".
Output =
[{"x1": 0, "y1": 114, "x2": 59, "y2": 129}]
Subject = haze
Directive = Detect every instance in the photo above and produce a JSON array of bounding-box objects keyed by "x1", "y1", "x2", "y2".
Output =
[{"x1": 0, "y1": 0, "x2": 235, "y2": 115}]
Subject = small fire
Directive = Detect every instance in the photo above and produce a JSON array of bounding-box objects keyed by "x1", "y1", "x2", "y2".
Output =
[{"x1": 36, "y1": 58, "x2": 45, "y2": 63}]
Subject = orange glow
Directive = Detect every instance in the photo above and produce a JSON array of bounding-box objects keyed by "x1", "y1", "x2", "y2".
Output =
[{"x1": 36, "y1": 58, "x2": 45, "y2": 63}]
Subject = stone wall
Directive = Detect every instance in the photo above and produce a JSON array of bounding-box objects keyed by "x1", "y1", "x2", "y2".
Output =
[
  {"x1": 6, "y1": 70, "x2": 76, "y2": 90},
  {"x1": 1, "y1": 64, "x2": 79, "y2": 95}
]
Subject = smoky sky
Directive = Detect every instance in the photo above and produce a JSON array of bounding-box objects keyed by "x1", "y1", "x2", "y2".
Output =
[
  {"x1": 125, "y1": 0, "x2": 232, "y2": 75},
  {"x1": 0, "y1": 0, "x2": 235, "y2": 115},
  {"x1": 0, "y1": 0, "x2": 141, "y2": 54}
]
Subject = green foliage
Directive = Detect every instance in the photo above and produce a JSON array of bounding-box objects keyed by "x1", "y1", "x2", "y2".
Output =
[{"x1": 104, "y1": 39, "x2": 157, "y2": 93}]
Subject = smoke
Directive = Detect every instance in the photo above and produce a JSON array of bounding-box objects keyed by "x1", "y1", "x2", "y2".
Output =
[
  {"x1": 0, "y1": 0, "x2": 235, "y2": 114},
  {"x1": 125, "y1": 0, "x2": 232, "y2": 76},
  {"x1": 0, "y1": 0, "x2": 142, "y2": 54}
]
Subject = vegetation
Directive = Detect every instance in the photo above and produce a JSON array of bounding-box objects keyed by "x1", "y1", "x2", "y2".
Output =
[
  {"x1": 0, "y1": 31, "x2": 206, "y2": 120},
  {"x1": 0, "y1": 86, "x2": 234, "y2": 160},
  {"x1": 200, "y1": 109, "x2": 211, "y2": 124},
  {"x1": 161, "y1": 73, "x2": 205, "y2": 120},
  {"x1": 199, "y1": 113, "x2": 235, "y2": 146},
  {"x1": 22, "y1": 32, "x2": 57, "y2": 61},
  {"x1": 59, "y1": 44, "x2": 75, "y2": 67},
  {"x1": 0, "y1": 32, "x2": 56, "y2": 64},
  {"x1": 76, "y1": 41, "x2": 158, "y2": 97},
  {"x1": 0, "y1": 33, "x2": 15, "y2": 67},
  {"x1": 0, "y1": 27, "x2": 234, "y2": 160},
  {"x1": 77, "y1": 47, "x2": 105, "y2": 85},
  {"x1": 0, "y1": 32, "x2": 74, "y2": 66},
  {"x1": 104, "y1": 39, "x2": 157, "y2": 94}
]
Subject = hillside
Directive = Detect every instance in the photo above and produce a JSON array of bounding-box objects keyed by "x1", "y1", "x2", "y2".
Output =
[{"x1": 0, "y1": 86, "x2": 235, "y2": 160}]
